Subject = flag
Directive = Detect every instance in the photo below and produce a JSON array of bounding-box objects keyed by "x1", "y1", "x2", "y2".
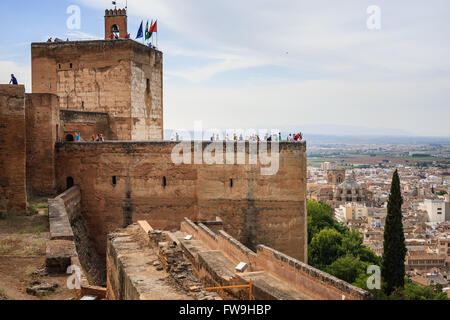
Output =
[
  {"x1": 149, "y1": 20, "x2": 158, "y2": 33},
  {"x1": 145, "y1": 20, "x2": 151, "y2": 40},
  {"x1": 147, "y1": 20, "x2": 154, "y2": 39},
  {"x1": 136, "y1": 21, "x2": 143, "y2": 39}
]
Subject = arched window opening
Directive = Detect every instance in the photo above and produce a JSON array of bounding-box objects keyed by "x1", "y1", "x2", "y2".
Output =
[
  {"x1": 67, "y1": 177, "x2": 74, "y2": 190},
  {"x1": 111, "y1": 24, "x2": 120, "y2": 38},
  {"x1": 66, "y1": 134, "x2": 74, "y2": 142},
  {"x1": 112, "y1": 176, "x2": 117, "y2": 186}
]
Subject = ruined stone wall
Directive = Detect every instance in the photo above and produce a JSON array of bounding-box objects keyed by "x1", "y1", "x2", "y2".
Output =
[
  {"x1": 0, "y1": 85, "x2": 27, "y2": 214},
  {"x1": 31, "y1": 40, "x2": 163, "y2": 141},
  {"x1": 47, "y1": 186, "x2": 105, "y2": 286},
  {"x1": 54, "y1": 141, "x2": 307, "y2": 262},
  {"x1": 25, "y1": 93, "x2": 59, "y2": 196},
  {"x1": 255, "y1": 245, "x2": 371, "y2": 300},
  {"x1": 60, "y1": 110, "x2": 115, "y2": 141},
  {"x1": 180, "y1": 218, "x2": 370, "y2": 300}
]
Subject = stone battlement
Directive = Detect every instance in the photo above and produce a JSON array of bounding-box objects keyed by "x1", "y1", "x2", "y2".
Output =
[
  {"x1": 31, "y1": 39, "x2": 162, "y2": 54},
  {"x1": 109, "y1": 219, "x2": 372, "y2": 300}
]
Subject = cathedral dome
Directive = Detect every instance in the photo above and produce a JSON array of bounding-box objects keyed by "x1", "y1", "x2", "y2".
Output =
[{"x1": 338, "y1": 173, "x2": 361, "y2": 189}]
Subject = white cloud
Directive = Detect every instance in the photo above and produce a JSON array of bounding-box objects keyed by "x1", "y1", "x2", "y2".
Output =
[{"x1": 60, "y1": 1, "x2": 450, "y2": 135}]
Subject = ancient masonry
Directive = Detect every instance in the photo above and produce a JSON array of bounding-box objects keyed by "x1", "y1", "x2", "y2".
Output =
[{"x1": 0, "y1": 7, "x2": 371, "y2": 299}]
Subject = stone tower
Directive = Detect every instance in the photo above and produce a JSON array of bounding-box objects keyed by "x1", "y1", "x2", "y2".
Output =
[
  {"x1": 327, "y1": 169, "x2": 346, "y2": 185},
  {"x1": 105, "y1": 8, "x2": 128, "y2": 39},
  {"x1": 32, "y1": 9, "x2": 163, "y2": 141}
]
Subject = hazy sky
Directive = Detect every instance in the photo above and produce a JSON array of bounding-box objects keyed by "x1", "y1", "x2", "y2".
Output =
[{"x1": 1, "y1": 0, "x2": 449, "y2": 136}]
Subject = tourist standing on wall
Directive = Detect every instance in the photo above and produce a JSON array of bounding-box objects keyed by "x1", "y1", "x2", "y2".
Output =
[
  {"x1": 9, "y1": 74, "x2": 18, "y2": 85},
  {"x1": 76, "y1": 132, "x2": 81, "y2": 142}
]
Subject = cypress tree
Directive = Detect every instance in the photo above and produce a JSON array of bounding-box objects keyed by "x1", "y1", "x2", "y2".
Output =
[{"x1": 382, "y1": 170, "x2": 407, "y2": 295}]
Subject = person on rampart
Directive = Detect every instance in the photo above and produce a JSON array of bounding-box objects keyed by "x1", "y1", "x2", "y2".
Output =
[{"x1": 9, "y1": 74, "x2": 18, "y2": 85}]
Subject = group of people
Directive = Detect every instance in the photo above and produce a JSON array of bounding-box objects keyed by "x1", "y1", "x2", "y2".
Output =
[
  {"x1": 287, "y1": 132, "x2": 303, "y2": 142},
  {"x1": 70, "y1": 132, "x2": 105, "y2": 142},
  {"x1": 47, "y1": 37, "x2": 70, "y2": 43},
  {"x1": 170, "y1": 131, "x2": 304, "y2": 142},
  {"x1": 91, "y1": 134, "x2": 105, "y2": 142},
  {"x1": 108, "y1": 33, "x2": 130, "y2": 40}
]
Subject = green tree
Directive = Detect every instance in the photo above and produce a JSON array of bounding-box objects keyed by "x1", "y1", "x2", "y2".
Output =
[
  {"x1": 325, "y1": 254, "x2": 369, "y2": 284},
  {"x1": 309, "y1": 228, "x2": 344, "y2": 268},
  {"x1": 307, "y1": 200, "x2": 346, "y2": 244},
  {"x1": 403, "y1": 279, "x2": 448, "y2": 300},
  {"x1": 382, "y1": 170, "x2": 407, "y2": 295}
]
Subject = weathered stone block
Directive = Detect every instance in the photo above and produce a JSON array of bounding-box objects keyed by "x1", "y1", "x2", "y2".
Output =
[{"x1": 45, "y1": 240, "x2": 77, "y2": 274}]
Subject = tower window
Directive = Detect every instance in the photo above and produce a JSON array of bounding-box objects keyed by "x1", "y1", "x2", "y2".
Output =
[
  {"x1": 230, "y1": 179, "x2": 233, "y2": 188},
  {"x1": 112, "y1": 176, "x2": 117, "y2": 185},
  {"x1": 67, "y1": 177, "x2": 74, "y2": 190},
  {"x1": 69, "y1": 63, "x2": 73, "y2": 69},
  {"x1": 111, "y1": 24, "x2": 120, "y2": 34},
  {"x1": 162, "y1": 176, "x2": 167, "y2": 188},
  {"x1": 146, "y1": 78, "x2": 150, "y2": 93},
  {"x1": 58, "y1": 64, "x2": 61, "y2": 69}
]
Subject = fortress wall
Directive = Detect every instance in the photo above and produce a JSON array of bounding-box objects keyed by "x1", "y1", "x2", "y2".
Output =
[
  {"x1": 130, "y1": 46, "x2": 163, "y2": 140},
  {"x1": 0, "y1": 85, "x2": 27, "y2": 214},
  {"x1": 255, "y1": 245, "x2": 371, "y2": 300},
  {"x1": 25, "y1": 93, "x2": 59, "y2": 196},
  {"x1": 173, "y1": 220, "x2": 371, "y2": 300},
  {"x1": 31, "y1": 40, "x2": 163, "y2": 141},
  {"x1": 55, "y1": 141, "x2": 307, "y2": 261},
  {"x1": 60, "y1": 110, "x2": 115, "y2": 141},
  {"x1": 47, "y1": 186, "x2": 106, "y2": 287},
  {"x1": 217, "y1": 230, "x2": 260, "y2": 270}
]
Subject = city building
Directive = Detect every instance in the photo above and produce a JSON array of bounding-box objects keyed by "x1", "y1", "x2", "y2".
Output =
[{"x1": 420, "y1": 196, "x2": 450, "y2": 223}]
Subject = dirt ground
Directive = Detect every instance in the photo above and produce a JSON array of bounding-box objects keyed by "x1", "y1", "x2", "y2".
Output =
[{"x1": 0, "y1": 198, "x2": 75, "y2": 300}]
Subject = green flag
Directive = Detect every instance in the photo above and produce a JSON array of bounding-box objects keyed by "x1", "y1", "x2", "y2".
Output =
[{"x1": 145, "y1": 20, "x2": 151, "y2": 40}]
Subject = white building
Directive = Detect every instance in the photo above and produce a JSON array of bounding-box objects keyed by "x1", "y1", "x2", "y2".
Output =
[
  {"x1": 420, "y1": 195, "x2": 450, "y2": 223},
  {"x1": 334, "y1": 203, "x2": 369, "y2": 223}
]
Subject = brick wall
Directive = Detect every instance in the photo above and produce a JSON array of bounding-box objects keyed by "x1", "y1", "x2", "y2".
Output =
[
  {"x1": 25, "y1": 93, "x2": 59, "y2": 196},
  {"x1": 0, "y1": 85, "x2": 27, "y2": 214},
  {"x1": 60, "y1": 110, "x2": 115, "y2": 141},
  {"x1": 47, "y1": 186, "x2": 106, "y2": 287},
  {"x1": 31, "y1": 40, "x2": 163, "y2": 141},
  {"x1": 255, "y1": 245, "x2": 371, "y2": 300},
  {"x1": 181, "y1": 219, "x2": 370, "y2": 300},
  {"x1": 55, "y1": 141, "x2": 307, "y2": 262}
]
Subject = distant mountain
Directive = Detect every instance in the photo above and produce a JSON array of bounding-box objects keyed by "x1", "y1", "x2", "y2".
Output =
[
  {"x1": 302, "y1": 134, "x2": 450, "y2": 145},
  {"x1": 291, "y1": 124, "x2": 412, "y2": 137}
]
